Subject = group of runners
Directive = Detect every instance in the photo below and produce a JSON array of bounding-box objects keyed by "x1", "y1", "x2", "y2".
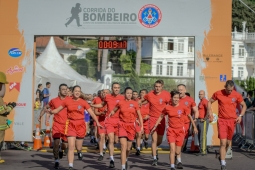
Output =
[{"x1": 38, "y1": 79, "x2": 246, "y2": 170}]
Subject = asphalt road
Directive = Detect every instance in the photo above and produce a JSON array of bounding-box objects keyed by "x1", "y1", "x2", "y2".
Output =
[{"x1": 1, "y1": 144, "x2": 254, "y2": 170}]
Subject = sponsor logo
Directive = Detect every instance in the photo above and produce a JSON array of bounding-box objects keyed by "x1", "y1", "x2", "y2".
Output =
[
  {"x1": 138, "y1": 4, "x2": 162, "y2": 28},
  {"x1": 9, "y1": 82, "x2": 20, "y2": 92},
  {"x1": 6, "y1": 65, "x2": 25, "y2": 75},
  {"x1": 16, "y1": 103, "x2": 26, "y2": 107},
  {"x1": 8, "y1": 48, "x2": 22, "y2": 58},
  {"x1": 14, "y1": 122, "x2": 24, "y2": 126}
]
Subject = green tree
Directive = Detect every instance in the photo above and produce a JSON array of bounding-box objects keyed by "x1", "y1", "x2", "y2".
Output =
[
  {"x1": 232, "y1": 0, "x2": 255, "y2": 32},
  {"x1": 67, "y1": 55, "x2": 77, "y2": 63},
  {"x1": 70, "y1": 58, "x2": 96, "y2": 79},
  {"x1": 235, "y1": 76, "x2": 255, "y2": 91}
]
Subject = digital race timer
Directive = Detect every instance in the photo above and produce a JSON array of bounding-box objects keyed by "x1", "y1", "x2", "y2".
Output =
[{"x1": 98, "y1": 40, "x2": 127, "y2": 49}]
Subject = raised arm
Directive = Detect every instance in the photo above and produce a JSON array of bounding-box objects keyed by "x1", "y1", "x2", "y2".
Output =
[
  {"x1": 50, "y1": 105, "x2": 64, "y2": 114},
  {"x1": 87, "y1": 108, "x2": 102, "y2": 128}
]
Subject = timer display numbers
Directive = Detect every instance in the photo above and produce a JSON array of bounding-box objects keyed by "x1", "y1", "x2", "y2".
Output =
[{"x1": 98, "y1": 40, "x2": 127, "y2": 49}]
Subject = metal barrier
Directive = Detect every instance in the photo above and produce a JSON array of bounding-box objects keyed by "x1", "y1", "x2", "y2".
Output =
[{"x1": 233, "y1": 111, "x2": 255, "y2": 151}]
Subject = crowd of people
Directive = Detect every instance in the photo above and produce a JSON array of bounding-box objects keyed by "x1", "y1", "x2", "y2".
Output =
[{"x1": 37, "y1": 79, "x2": 246, "y2": 170}]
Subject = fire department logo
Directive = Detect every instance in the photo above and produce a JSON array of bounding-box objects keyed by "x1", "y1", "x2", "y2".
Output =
[
  {"x1": 116, "y1": 100, "x2": 120, "y2": 103},
  {"x1": 232, "y1": 98, "x2": 236, "y2": 102},
  {"x1": 138, "y1": 4, "x2": 162, "y2": 28},
  {"x1": 159, "y1": 98, "x2": 163, "y2": 104},
  {"x1": 130, "y1": 104, "x2": 134, "y2": 108},
  {"x1": 185, "y1": 102, "x2": 189, "y2": 106},
  {"x1": 77, "y1": 105, "x2": 82, "y2": 110},
  {"x1": 177, "y1": 110, "x2": 182, "y2": 117}
]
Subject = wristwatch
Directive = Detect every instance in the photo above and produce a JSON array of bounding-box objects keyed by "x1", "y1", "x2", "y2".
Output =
[{"x1": 239, "y1": 115, "x2": 243, "y2": 117}]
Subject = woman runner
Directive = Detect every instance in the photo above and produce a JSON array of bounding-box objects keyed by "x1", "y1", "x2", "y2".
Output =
[
  {"x1": 50, "y1": 85, "x2": 102, "y2": 170},
  {"x1": 152, "y1": 90, "x2": 198, "y2": 170},
  {"x1": 109, "y1": 87, "x2": 143, "y2": 170}
]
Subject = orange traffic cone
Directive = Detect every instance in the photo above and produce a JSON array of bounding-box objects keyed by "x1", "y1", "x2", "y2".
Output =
[
  {"x1": 43, "y1": 122, "x2": 52, "y2": 147},
  {"x1": 33, "y1": 124, "x2": 42, "y2": 150},
  {"x1": 190, "y1": 134, "x2": 199, "y2": 152}
]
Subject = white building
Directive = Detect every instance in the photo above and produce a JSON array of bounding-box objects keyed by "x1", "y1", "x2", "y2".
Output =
[
  {"x1": 231, "y1": 21, "x2": 255, "y2": 80},
  {"x1": 128, "y1": 37, "x2": 194, "y2": 77}
]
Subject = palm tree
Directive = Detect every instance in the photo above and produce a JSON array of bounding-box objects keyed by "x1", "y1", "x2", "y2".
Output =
[
  {"x1": 101, "y1": 37, "x2": 109, "y2": 78},
  {"x1": 135, "y1": 37, "x2": 142, "y2": 75}
]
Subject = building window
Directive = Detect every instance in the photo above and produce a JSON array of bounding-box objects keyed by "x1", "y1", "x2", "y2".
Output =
[
  {"x1": 177, "y1": 63, "x2": 183, "y2": 76},
  {"x1": 188, "y1": 41, "x2": 193, "y2": 52},
  {"x1": 239, "y1": 45, "x2": 245, "y2": 57},
  {"x1": 166, "y1": 62, "x2": 173, "y2": 76},
  {"x1": 232, "y1": 45, "x2": 234, "y2": 57},
  {"x1": 178, "y1": 40, "x2": 184, "y2": 53},
  {"x1": 238, "y1": 67, "x2": 243, "y2": 78},
  {"x1": 157, "y1": 38, "x2": 163, "y2": 51},
  {"x1": 167, "y1": 39, "x2": 174, "y2": 51},
  {"x1": 156, "y1": 61, "x2": 163, "y2": 75}
]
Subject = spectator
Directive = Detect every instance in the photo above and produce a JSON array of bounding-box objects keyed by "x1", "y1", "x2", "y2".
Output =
[
  {"x1": 34, "y1": 98, "x2": 41, "y2": 110},
  {"x1": 42, "y1": 82, "x2": 51, "y2": 106},
  {"x1": 36, "y1": 84, "x2": 43, "y2": 102},
  {"x1": 244, "y1": 91, "x2": 253, "y2": 108}
]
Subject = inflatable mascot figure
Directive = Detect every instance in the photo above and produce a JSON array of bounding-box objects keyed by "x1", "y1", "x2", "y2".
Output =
[{"x1": 0, "y1": 72, "x2": 16, "y2": 163}]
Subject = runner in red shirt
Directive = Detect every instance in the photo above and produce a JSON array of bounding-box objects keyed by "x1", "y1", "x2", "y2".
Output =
[
  {"x1": 50, "y1": 85, "x2": 101, "y2": 170},
  {"x1": 131, "y1": 90, "x2": 143, "y2": 155},
  {"x1": 94, "y1": 89, "x2": 110, "y2": 161},
  {"x1": 140, "y1": 80, "x2": 170, "y2": 166},
  {"x1": 152, "y1": 90, "x2": 198, "y2": 170},
  {"x1": 207, "y1": 80, "x2": 246, "y2": 170},
  {"x1": 91, "y1": 82, "x2": 124, "y2": 168},
  {"x1": 197, "y1": 90, "x2": 209, "y2": 156},
  {"x1": 38, "y1": 84, "x2": 69, "y2": 169},
  {"x1": 134, "y1": 89, "x2": 150, "y2": 156},
  {"x1": 109, "y1": 87, "x2": 143, "y2": 170},
  {"x1": 177, "y1": 84, "x2": 198, "y2": 153}
]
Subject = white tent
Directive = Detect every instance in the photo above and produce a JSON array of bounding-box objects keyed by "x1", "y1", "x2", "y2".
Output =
[
  {"x1": 36, "y1": 37, "x2": 104, "y2": 93},
  {"x1": 35, "y1": 61, "x2": 76, "y2": 99}
]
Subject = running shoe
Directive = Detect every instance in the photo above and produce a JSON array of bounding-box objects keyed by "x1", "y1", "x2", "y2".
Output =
[
  {"x1": 98, "y1": 155, "x2": 104, "y2": 161},
  {"x1": 54, "y1": 162, "x2": 59, "y2": 169},
  {"x1": 171, "y1": 168, "x2": 175, "y2": 170},
  {"x1": 221, "y1": 165, "x2": 227, "y2": 170},
  {"x1": 109, "y1": 160, "x2": 115, "y2": 168},
  {"x1": 144, "y1": 141, "x2": 148, "y2": 149},
  {"x1": 68, "y1": 167, "x2": 73, "y2": 170},
  {"x1": 78, "y1": 152, "x2": 83, "y2": 160},
  {"x1": 151, "y1": 159, "x2": 158, "y2": 166},
  {"x1": 176, "y1": 162, "x2": 183, "y2": 169},
  {"x1": 59, "y1": 151, "x2": 63, "y2": 159},
  {"x1": 90, "y1": 138, "x2": 94, "y2": 144},
  {"x1": 136, "y1": 149, "x2": 141, "y2": 156}
]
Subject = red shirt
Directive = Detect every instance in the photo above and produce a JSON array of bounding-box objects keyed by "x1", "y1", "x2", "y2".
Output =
[
  {"x1": 49, "y1": 97, "x2": 68, "y2": 124},
  {"x1": 163, "y1": 104, "x2": 190, "y2": 128},
  {"x1": 93, "y1": 96, "x2": 106, "y2": 121},
  {"x1": 140, "y1": 103, "x2": 150, "y2": 118},
  {"x1": 62, "y1": 98, "x2": 91, "y2": 120},
  {"x1": 198, "y1": 98, "x2": 208, "y2": 119},
  {"x1": 117, "y1": 99, "x2": 139, "y2": 123},
  {"x1": 144, "y1": 90, "x2": 170, "y2": 118},
  {"x1": 104, "y1": 94, "x2": 125, "y2": 118},
  {"x1": 212, "y1": 89, "x2": 243, "y2": 119},
  {"x1": 179, "y1": 96, "x2": 196, "y2": 123}
]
